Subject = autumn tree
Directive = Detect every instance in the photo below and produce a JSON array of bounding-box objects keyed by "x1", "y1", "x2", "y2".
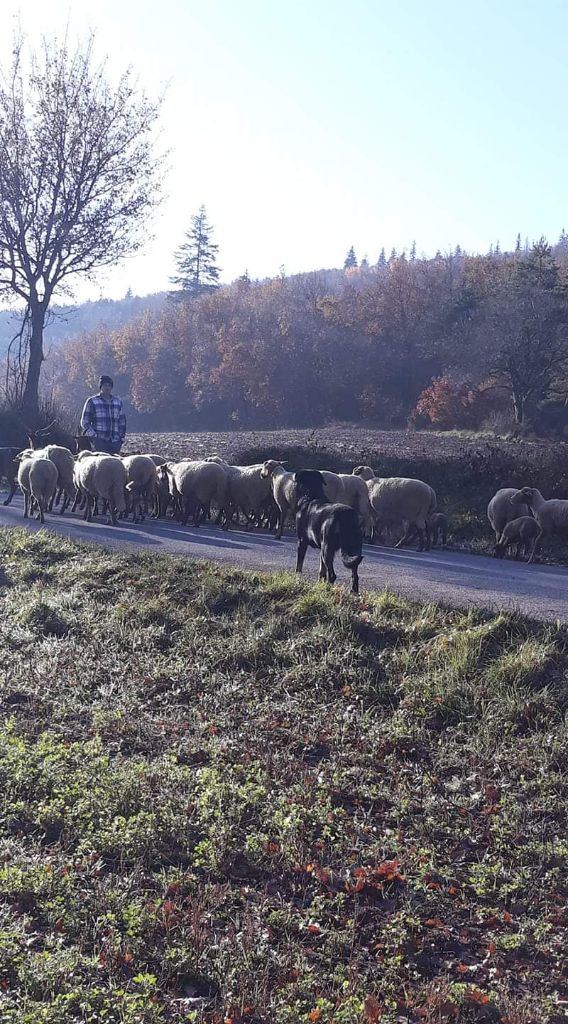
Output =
[
  {"x1": 0, "y1": 30, "x2": 164, "y2": 422},
  {"x1": 478, "y1": 241, "x2": 568, "y2": 424},
  {"x1": 170, "y1": 205, "x2": 221, "y2": 298}
]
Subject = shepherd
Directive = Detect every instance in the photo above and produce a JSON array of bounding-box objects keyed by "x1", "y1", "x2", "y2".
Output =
[{"x1": 80, "y1": 375, "x2": 126, "y2": 455}]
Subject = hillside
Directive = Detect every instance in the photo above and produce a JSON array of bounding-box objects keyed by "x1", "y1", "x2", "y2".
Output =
[{"x1": 0, "y1": 292, "x2": 167, "y2": 357}]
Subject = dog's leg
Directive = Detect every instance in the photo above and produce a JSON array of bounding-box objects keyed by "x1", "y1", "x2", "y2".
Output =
[
  {"x1": 296, "y1": 537, "x2": 308, "y2": 574},
  {"x1": 322, "y1": 545, "x2": 337, "y2": 585}
]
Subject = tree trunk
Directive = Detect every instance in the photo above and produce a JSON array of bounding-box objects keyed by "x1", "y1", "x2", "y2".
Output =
[
  {"x1": 511, "y1": 387, "x2": 525, "y2": 424},
  {"x1": 20, "y1": 304, "x2": 45, "y2": 426}
]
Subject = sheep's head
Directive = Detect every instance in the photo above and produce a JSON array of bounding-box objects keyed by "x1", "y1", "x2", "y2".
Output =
[
  {"x1": 511, "y1": 487, "x2": 535, "y2": 505},
  {"x1": 260, "y1": 459, "x2": 286, "y2": 478},
  {"x1": 353, "y1": 465, "x2": 375, "y2": 480}
]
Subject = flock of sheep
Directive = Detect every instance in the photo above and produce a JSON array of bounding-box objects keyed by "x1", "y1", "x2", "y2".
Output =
[{"x1": 1, "y1": 437, "x2": 565, "y2": 567}]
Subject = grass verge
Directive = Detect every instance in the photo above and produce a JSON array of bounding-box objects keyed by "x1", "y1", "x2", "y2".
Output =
[{"x1": 0, "y1": 528, "x2": 567, "y2": 1023}]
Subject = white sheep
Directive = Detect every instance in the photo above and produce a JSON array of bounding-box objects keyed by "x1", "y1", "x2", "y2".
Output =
[
  {"x1": 352, "y1": 465, "x2": 376, "y2": 481},
  {"x1": 510, "y1": 486, "x2": 568, "y2": 562},
  {"x1": 487, "y1": 488, "x2": 530, "y2": 541},
  {"x1": 36, "y1": 445, "x2": 76, "y2": 513},
  {"x1": 366, "y1": 476, "x2": 437, "y2": 551},
  {"x1": 73, "y1": 452, "x2": 127, "y2": 525},
  {"x1": 165, "y1": 460, "x2": 230, "y2": 526},
  {"x1": 28, "y1": 457, "x2": 58, "y2": 524},
  {"x1": 260, "y1": 460, "x2": 296, "y2": 538},
  {"x1": 122, "y1": 454, "x2": 158, "y2": 522},
  {"x1": 494, "y1": 516, "x2": 541, "y2": 560},
  {"x1": 17, "y1": 456, "x2": 34, "y2": 518},
  {"x1": 222, "y1": 463, "x2": 274, "y2": 528},
  {"x1": 337, "y1": 473, "x2": 374, "y2": 532}
]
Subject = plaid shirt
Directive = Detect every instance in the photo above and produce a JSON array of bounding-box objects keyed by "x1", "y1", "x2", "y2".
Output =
[{"x1": 80, "y1": 395, "x2": 127, "y2": 442}]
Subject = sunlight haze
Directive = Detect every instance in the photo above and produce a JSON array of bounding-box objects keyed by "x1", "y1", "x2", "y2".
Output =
[{"x1": 3, "y1": 0, "x2": 568, "y2": 300}]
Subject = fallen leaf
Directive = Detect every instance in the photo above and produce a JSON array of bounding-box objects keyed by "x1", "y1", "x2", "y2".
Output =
[
  {"x1": 364, "y1": 993, "x2": 382, "y2": 1021},
  {"x1": 308, "y1": 1010, "x2": 322, "y2": 1022}
]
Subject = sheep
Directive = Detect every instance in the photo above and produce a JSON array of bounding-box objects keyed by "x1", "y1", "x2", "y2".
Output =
[
  {"x1": 337, "y1": 473, "x2": 374, "y2": 532},
  {"x1": 0, "y1": 447, "x2": 19, "y2": 505},
  {"x1": 33, "y1": 445, "x2": 76, "y2": 514},
  {"x1": 165, "y1": 460, "x2": 230, "y2": 527},
  {"x1": 122, "y1": 454, "x2": 158, "y2": 522},
  {"x1": 366, "y1": 477, "x2": 436, "y2": 551},
  {"x1": 510, "y1": 486, "x2": 568, "y2": 562},
  {"x1": 28, "y1": 457, "x2": 58, "y2": 524},
  {"x1": 73, "y1": 452, "x2": 127, "y2": 525},
  {"x1": 487, "y1": 488, "x2": 530, "y2": 541},
  {"x1": 260, "y1": 459, "x2": 297, "y2": 538},
  {"x1": 17, "y1": 456, "x2": 34, "y2": 518},
  {"x1": 494, "y1": 516, "x2": 541, "y2": 560},
  {"x1": 223, "y1": 463, "x2": 273, "y2": 528},
  {"x1": 352, "y1": 465, "x2": 376, "y2": 481}
]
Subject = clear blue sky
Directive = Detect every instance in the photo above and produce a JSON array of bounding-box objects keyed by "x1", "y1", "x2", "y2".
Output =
[{"x1": 3, "y1": 0, "x2": 568, "y2": 299}]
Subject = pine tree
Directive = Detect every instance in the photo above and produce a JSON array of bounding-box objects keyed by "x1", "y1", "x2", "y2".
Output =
[
  {"x1": 344, "y1": 246, "x2": 358, "y2": 269},
  {"x1": 171, "y1": 205, "x2": 221, "y2": 297},
  {"x1": 389, "y1": 247, "x2": 397, "y2": 262},
  {"x1": 410, "y1": 240, "x2": 417, "y2": 261},
  {"x1": 515, "y1": 233, "x2": 522, "y2": 254},
  {"x1": 377, "y1": 248, "x2": 387, "y2": 268},
  {"x1": 360, "y1": 254, "x2": 369, "y2": 270}
]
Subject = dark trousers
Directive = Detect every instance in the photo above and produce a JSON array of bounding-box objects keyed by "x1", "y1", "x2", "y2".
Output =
[{"x1": 94, "y1": 438, "x2": 122, "y2": 455}]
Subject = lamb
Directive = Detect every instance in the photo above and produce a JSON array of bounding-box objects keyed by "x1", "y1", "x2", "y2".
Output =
[
  {"x1": 164, "y1": 460, "x2": 230, "y2": 526},
  {"x1": 494, "y1": 516, "x2": 541, "y2": 560},
  {"x1": 510, "y1": 486, "x2": 568, "y2": 562},
  {"x1": 260, "y1": 460, "x2": 297, "y2": 538},
  {"x1": 429, "y1": 512, "x2": 449, "y2": 548},
  {"x1": 122, "y1": 454, "x2": 158, "y2": 522},
  {"x1": 487, "y1": 488, "x2": 530, "y2": 541},
  {"x1": 28, "y1": 457, "x2": 58, "y2": 523},
  {"x1": 366, "y1": 477, "x2": 436, "y2": 551},
  {"x1": 73, "y1": 452, "x2": 127, "y2": 525}
]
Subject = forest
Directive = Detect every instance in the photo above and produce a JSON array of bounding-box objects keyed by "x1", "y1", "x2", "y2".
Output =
[{"x1": 41, "y1": 235, "x2": 568, "y2": 436}]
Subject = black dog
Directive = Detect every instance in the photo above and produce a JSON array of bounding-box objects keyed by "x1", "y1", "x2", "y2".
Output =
[{"x1": 294, "y1": 469, "x2": 363, "y2": 594}]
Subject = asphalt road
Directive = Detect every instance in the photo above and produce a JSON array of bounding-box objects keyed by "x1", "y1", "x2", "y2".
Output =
[{"x1": 1, "y1": 493, "x2": 568, "y2": 623}]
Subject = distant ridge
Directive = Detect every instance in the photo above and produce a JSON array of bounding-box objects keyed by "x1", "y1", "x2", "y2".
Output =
[{"x1": 0, "y1": 291, "x2": 168, "y2": 357}]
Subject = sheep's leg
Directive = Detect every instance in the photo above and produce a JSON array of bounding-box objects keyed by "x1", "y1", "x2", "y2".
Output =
[
  {"x1": 23, "y1": 492, "x2": 29, "y2": 518},
  {"x1": 296, "y1": 537, "x2": 308, "y2": 574},
  {"x1": 351, "y1": 564, "x2": 360, "y2": 594},
  {"x1": 528, "y1": 530, "x2": 543, "y2": 564},
  {"x1": 275, "y1": 506, "x2": 286, "y2": 540},
  {"x1": 38, "y1": 499, "x2": 45, "y2": 524},
  {"x1": 318, "y1": 553, "x2": 327, "y2": 581},
  {"x1": 515, "y1": 541, "x2": 522, "y2": 560}
]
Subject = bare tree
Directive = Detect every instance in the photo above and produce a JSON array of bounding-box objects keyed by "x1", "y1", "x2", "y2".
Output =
[{"x1": 0, "y1": 30, "x2": 164, "y2": 422}]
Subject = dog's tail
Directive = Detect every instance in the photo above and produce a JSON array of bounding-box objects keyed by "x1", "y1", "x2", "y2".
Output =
[{"x1": 338, "y1": 508, "x2": 363, "y2": 569}]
